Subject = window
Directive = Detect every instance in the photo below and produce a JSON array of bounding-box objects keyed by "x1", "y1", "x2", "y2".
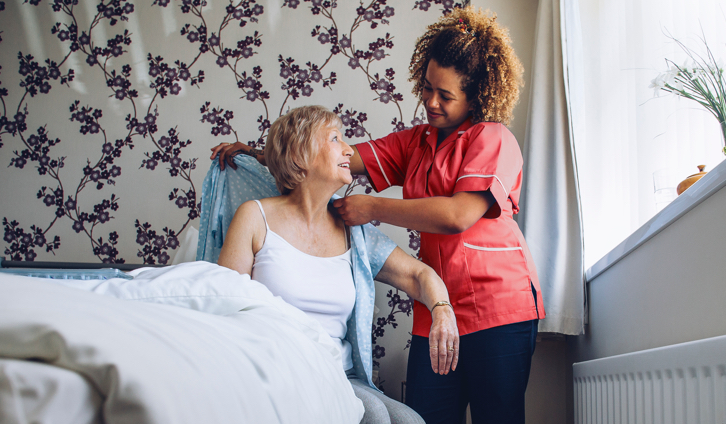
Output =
[{"x1": 576, "y1": 0, "x2": 725, "y2": 268}]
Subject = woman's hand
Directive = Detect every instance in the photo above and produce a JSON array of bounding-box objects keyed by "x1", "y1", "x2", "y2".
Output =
[
  {"x1": 210, "y1": 141, "x2": 251, "y2": 170},
  {"x1": 373, "y1": 248, "x2": 459, "y2": 374},
  {"x1": 428, "y1": 304, "x2": 459, "y2": 375},
  {"x1": 332, "y1": 195, "x2": 377, "y2": 226}
]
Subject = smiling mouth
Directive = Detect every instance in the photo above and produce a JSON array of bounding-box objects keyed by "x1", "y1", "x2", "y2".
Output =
[{"x1": 338, "y1": 163, "x2": 350, "y2": 168}]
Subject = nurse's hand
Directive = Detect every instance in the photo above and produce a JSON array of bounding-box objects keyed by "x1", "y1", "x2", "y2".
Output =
[
  {"x1": 332, "y1": 195, "x2": 376, "y2": 226},
  {"x1": 210, "y1": 141, "x2": 248, "y2": 170},
  {"x1": 429, "y1": 304, "x2": 459, "y2": 374}
]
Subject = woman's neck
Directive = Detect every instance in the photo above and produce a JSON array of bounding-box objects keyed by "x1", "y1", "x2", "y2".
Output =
[{"x1": 285, "y1": 181, "x2": 340, "y2": 225}]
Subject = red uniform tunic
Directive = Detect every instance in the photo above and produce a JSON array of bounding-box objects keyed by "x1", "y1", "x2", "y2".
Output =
[{"x1": 356, "y1": 119, "x2": 545, "y2": 336}]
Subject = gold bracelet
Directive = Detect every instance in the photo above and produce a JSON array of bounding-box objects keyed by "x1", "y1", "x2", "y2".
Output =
[{"x1": 431, "y1": 300, "x2": 453, "y2": 312}]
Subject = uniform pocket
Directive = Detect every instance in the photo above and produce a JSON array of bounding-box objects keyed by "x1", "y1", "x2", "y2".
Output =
[
  {"x1": 463, "y1": 242, "x2": 528, "y2": 286},
  {"x1": 463, "y1": 243, "x2": 523, "y2": 252},
  {"x1": 462, "y1": 242, "x2": 532, "y2": 317}
]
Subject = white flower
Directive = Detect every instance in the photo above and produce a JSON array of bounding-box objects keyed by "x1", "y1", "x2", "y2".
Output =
[
  {"x1": 664, "y1": 66, "x2": 680, "y2": 85},
  {"x1": 670, "y1": 79, "x2": 684, "y2": 92},
  {"x1": 649, "y1": 74, "x2": 666, "y2": 96}
]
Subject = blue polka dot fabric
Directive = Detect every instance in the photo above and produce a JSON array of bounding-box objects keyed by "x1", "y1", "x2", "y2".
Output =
[{"x1": 197, "y1": 155, "x2": 396, "y2": 390}]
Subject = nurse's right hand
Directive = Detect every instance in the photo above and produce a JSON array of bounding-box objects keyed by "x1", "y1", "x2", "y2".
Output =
[{"x1": 210, "y1": 141, "x2": 248, "y2": 171}]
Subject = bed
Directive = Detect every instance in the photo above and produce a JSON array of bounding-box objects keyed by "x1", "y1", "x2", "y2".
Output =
[{"x1": 0, "y1": 259, "x2": 364, "y2": 424}]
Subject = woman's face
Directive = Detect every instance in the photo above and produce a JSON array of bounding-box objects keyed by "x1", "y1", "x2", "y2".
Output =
[
  {"x1": 422, "y1": 59, "x2": 473, "y2": 139},
  {"x1": 310, "y1": 124, "x2": 354, "y2": 188}
]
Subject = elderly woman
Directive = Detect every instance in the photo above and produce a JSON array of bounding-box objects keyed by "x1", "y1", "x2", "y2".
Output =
[{"x1": 214, "y1": 105, "x2": 458, "y2": 424}]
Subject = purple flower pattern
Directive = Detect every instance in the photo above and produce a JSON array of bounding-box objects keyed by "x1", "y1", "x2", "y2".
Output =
[
  {"x1": 413, "y1": 0, "x2": 465, "y2": 15},
  {"x1": 2, "y1": 0, "x2": 460, "y2": 387},
  {"x1": 371, "y1": 288, "x2": 414, "y2": 368}
]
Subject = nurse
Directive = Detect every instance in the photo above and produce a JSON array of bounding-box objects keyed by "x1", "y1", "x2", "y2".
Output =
[{"x1": 211, "y1": 7, "x2": 544, "y2": 424}]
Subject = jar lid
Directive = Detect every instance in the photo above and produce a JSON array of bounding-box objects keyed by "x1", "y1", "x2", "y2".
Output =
[{"x1": 688, "y1": 165, "x2": 707, "y2": 178}]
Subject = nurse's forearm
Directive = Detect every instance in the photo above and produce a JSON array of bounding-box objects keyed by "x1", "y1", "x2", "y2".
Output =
[
  {"x1": 369, "y1": 191, "x2": 494, "y2": 235},
  {"x1": 349, "y1": 145, "x2": 368, "y2": 176}
]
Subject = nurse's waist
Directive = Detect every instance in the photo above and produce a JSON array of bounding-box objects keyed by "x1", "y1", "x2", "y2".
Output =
[
  {"x1": 421, "y1": 239, "x2": 523, "y2": 252},
  {"x1": 419, "y1": 227, "x2": 523, "y2": 248}
]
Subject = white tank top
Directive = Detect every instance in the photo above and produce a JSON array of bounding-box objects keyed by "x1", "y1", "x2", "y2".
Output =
[{"x1": 250, "y1": 200, "x2": 355, "y2": 371}]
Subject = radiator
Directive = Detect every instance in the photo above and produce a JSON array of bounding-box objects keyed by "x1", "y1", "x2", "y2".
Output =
[{"x1": 573, "y1": 335, "x2": 726, "y2": 424}]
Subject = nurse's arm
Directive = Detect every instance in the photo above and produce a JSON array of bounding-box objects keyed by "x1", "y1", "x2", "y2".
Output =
[
  {"x1": 349, "y1": 145, "x2": 368, "y2": 176},
  {"x1": 210, "y1": 141, "x2": 266, "y2": 170},
  {"x1": 333, "y1": 191, "x2": 495, "y2": 235},
  {"x1": 374, "y1": 247, "x2": 459, "y2": 375}
]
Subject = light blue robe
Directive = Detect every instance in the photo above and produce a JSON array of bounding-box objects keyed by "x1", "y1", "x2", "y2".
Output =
[{"x1": 197, "y1": 155, "x2": 395, "y2": 390}]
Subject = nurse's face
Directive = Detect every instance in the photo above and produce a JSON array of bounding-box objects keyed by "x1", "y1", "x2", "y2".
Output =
[
  {"x1": 310, "y1": 124, "x2": 354, "y2": 188},
  {"x1": 422, "y1": 59, "x2": 473, "y2": 140}
]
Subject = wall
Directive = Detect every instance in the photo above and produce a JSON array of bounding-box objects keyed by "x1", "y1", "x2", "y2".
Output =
[
  {"x1": 527, "y1": 337, "x2": 569, "y2": 424},
  {"x1": 0, "y1": 0, "x2": 561, "y2": 414},
  {"x1": 567, "y1": 180, "x2": 726, "y2": 422}
]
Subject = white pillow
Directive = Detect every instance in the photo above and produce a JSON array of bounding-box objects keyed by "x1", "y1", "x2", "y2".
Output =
[
  {"x1": 9, "y1": 262, "x2": 344, "y2": 367},
  {"x1": 52, "y1": 261, "x2": 274, "y2": 316}
]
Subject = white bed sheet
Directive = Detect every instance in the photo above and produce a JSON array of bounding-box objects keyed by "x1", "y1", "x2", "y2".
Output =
[
  {"x1": 0, "y1": 358, "x2": 102, "y2": 424},
  {"x1": 0, "y1": 262, "x2": 364, "y2": 424}
]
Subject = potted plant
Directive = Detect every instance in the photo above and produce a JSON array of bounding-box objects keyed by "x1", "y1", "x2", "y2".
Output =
[{"x1": 650, "y1": 30, "x2": 726, "y2": 155}]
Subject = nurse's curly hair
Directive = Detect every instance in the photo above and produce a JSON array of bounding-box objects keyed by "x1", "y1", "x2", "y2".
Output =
[{"x1": 409, "y1": 7, "x2": 524, "y2": 126}]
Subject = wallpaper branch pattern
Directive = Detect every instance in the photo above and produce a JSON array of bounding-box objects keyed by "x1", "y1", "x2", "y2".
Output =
[{"x1": 0, "y1": 0, "x2": 466, "y2": 395}]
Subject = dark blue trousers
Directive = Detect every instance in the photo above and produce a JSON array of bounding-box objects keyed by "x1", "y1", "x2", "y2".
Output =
[{"x1": 405, "y1": 319, "x2": 538, "y2": 424}]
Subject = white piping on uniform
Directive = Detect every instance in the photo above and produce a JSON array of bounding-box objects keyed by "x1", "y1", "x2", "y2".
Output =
[
  {"x1": 456, "y1": 174, "x2": 508, "y2": 196},
  {"x1": 365, "y1": 141, "x2": 391, "y2": 186},
  {"x1": 464, "y1": 243, "x2": 522, "y2": 252}
]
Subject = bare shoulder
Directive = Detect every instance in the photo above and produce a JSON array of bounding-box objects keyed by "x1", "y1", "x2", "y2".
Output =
[
  {"x1": 234, "y1": 199, "x2": 264, "y2": 220},
  {"x1": 235, "y1": 196, "x2": 285, "y2": 221},
  {"x1": 227, "y1": 199, "x2": 269, "y2": 252}
]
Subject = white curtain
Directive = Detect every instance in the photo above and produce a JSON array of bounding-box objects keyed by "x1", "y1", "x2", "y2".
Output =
[
  {"x1": 520, "y1": 0, "x2": 585, "y2": 335},
  {"x1": 576, "y1": 0, "x2": 725, "y2": 268}
]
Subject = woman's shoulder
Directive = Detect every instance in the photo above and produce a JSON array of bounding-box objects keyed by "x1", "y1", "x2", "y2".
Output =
[
  {"x1": 467, "y1": 121, "x2": 513, "y2": 133},
  {"x1": 465, "y1": 121, "x2": 517, "y2": 144},
  {"x1": 235, "y1": 197, "x2": 281, "y2": 221},
  {"x1": 232, "y1": 199, "x2": 264, "y2": 224},
  {"x1": 375, "y1": 123, "x2": 430, "y2": 145}
]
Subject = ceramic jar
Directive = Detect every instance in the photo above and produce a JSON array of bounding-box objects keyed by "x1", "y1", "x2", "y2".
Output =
[{"x1": 676, "y1": 165, "x2": 708, "y2": 195}]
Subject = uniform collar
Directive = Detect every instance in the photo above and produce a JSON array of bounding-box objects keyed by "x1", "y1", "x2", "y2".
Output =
[{"x1": 424, "y1": 118, "x2": 473, "y2": 151}]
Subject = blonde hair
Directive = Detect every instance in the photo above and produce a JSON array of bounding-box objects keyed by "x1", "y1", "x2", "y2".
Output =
[
  {"x1": 265, "y1": 105, "x2": 342, "y2": 194},
  {"x1": 409, "y1": 7, "x2": 524, "y2": 125}
]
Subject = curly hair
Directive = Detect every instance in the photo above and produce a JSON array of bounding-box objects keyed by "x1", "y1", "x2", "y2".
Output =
[{"x1": 409, "y1": 7, "x2": 524, "y2": 126}]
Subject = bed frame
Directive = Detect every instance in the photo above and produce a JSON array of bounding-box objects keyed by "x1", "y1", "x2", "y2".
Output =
[{"x1": 0, "y1": 257, "x2": 160, "y2": 280}]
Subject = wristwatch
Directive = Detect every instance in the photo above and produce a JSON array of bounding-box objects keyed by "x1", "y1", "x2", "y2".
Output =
[{"x1": 431, "y1": 300, "x2": 453, "y2": 312}]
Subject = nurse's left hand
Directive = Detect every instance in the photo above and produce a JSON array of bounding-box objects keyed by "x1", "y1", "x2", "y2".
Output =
[{"x1": 332, "y1": 195, "x2": 376, "y2": 226}]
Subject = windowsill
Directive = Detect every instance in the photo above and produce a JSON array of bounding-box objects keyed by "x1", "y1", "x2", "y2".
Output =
[{"x1": 585, "y1": 157, "x2": 726, "y2": 282}]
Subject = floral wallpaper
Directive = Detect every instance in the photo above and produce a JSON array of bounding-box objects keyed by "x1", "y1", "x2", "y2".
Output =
[{"x1": 0, "y1": 0, "x2": 472, "y2": 400}]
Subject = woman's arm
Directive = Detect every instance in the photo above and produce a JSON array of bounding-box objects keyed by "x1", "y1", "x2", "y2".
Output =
[
  {"x1": 210, "y1": 142, "x2": 266, "y2": 170},
  {"x1": 217, "y1": 201, "x2": 265, "y2": 275},
  {"x1": 374, "y1": 247, "x2": 459, "y2": 375},
  {"x1": 333, "y1": 190, "x2": 495, "y2": 234}
]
